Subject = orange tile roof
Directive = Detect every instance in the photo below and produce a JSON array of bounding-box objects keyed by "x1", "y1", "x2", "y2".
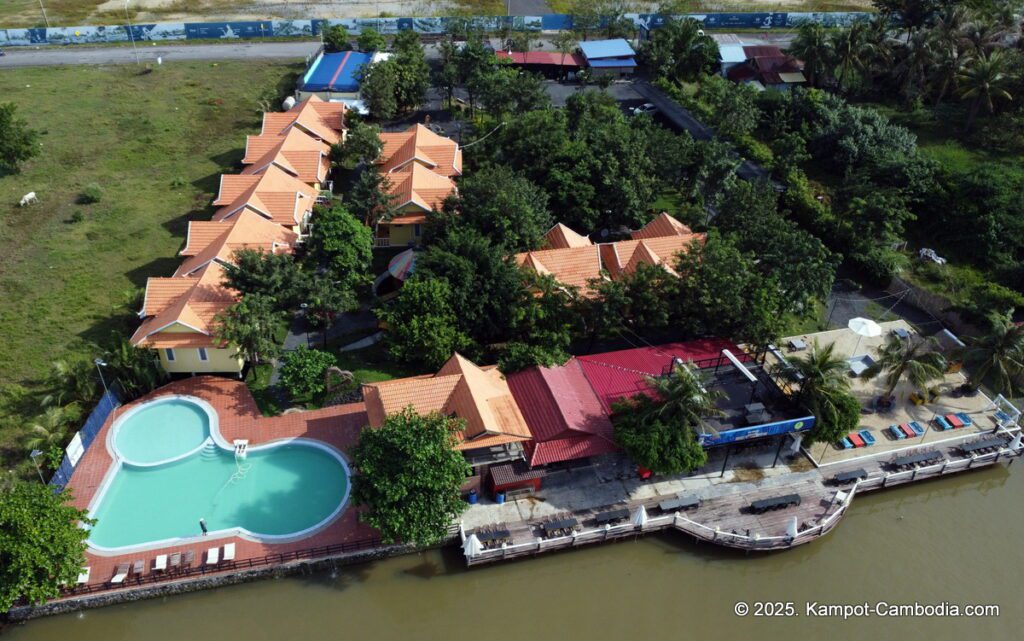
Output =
[
  {"x1": 514, "y1": 245, "x2": 604, "y2": 293},
  {"x1": 386, "y1": 162, "x2": 457, "y2": 213},
  {"x1": 260, "y1": 96, "x2": 346, "y2": 145},
  {"x1": 176, "y1": 210, "x2": 299, "y2": 277},
  {"x1": 131, "y1": 263, "x2": 237, "y2": 349},
  {"x1": 362, "y1": 354, "x2": 531, "y2": 449},
  {"x1": 630, "y1": 212, "x2": 692, "y2": 240},
  {"x1": 517, "y1": 221, "x2": 704, "y2": 291},
  {"x1": 242, "y1": 128, "x2": 330, "y2": 184},
  {"x1": 378, "y1": 124, "x2": 462, "y2": 177},
  {"x1": 212, "y1": 165, "x2": 319, "y2": 227},
  {"x1": 543, "y1": 223, "x2": 593, "y2": 249}
]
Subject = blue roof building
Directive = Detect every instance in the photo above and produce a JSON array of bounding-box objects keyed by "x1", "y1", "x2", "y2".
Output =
[
  {"x1": 578, "y1": 38, "x2": 637, "y2": 76},
  {"x1": 298, "y1": 50, "x2": 374, "y2": 98}
]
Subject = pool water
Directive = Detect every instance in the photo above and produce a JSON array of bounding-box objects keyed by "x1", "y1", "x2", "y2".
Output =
[
  {"x1": 114, "y1": 399, "x2": 210, "y2": 464},
  {"x1": 89, "y1": 397, "x2": 349, "y2": 550}
]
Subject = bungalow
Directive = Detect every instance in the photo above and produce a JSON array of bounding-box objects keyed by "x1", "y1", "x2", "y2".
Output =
[
  {"x1": 579, "y1": 38, "x2": 637, "y2": 77},
  {"x1": 259, "y1": 94, "x2": 348, "y2": 146},
  {"x1": 374, "y1": 124, "x2": 462, "y2": 248},
  {"x1": 726, "y1": 45, "x2": 806, "y2": 90},
  {"x1": 362, "y1": 354, "x2": 532, "y2": 470},
  {"x1": 241, "y1": 127, "x2": 332, "y2": 189},
  {"x1": 515, "y1": 213, "x2": 704, "y2": 295},
  {"x1": 211, "y1": 165, "x2": 321, "y2": 234},
  {"x1": 130, "y1": 263, "x2": 242, "y2": 376},
  {"x1": 494, "y1": 50, "x2": 586, "y2": 79},
  {"x1": 175, "y1": 210, "x2": 298, "y2": 278}
]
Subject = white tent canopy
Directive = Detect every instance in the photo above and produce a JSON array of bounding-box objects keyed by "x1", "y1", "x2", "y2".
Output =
[
  {"x1": 632, "y1": 505, "x2": 649, "y2": 528},
  {"x1": 462, "y1": 534, "x2": 482, "y2": 557}
]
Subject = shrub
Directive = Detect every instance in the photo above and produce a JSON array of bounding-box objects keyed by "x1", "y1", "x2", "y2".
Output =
[
  {"x1": 78, "y1": 182, "x2": 103, "y2": 204},
  {"x1": 279, "y1": 347, "x2": 336, "y2": 401}
]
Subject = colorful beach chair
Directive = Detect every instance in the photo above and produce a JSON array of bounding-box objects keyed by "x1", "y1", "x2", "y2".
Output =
[
  {"x1": 888, "y1": 425, "x2": 905, "y2": 439},
  {"x1": 849, "y1": 433, "x2": 865, "y2": 448},
  {"x1": 956, "y1": 412, "x2": 973, "y2": 426},
  {"x1": 899, "y1": 423, "x2": 916, "y2": 439},
  {"x1": 934, "y1": 415, "x2": 953, "y2": 430},
  {"x1": 858, "y1": 430, "x2": 876, "y2": 446},
  {"x1": 909, "y1": 421, "x2": 926, "y2": 436},
  {"x1": 946, "y1": 414, "x2": 965, "y2": 428}
]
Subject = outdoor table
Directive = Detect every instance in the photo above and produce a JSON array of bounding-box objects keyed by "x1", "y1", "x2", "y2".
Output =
[
  {"x1": 892, "y1": 451, "x2": 943, "y2": 468},
  {"x1": 542, "y1": 517, "x2": 578, "y2": 534},
  {"x1": 749, "y1": 494, "x2": 801, "y2": 513},
  {"x1": 476, "y1": 528, "x2": 511, "y2": 544},
  {"x1": 961, "y1": 438, "x2": 1005, "y2": 454},
  {"x1": 833, "y1": 468, "x2": 868, "y2": 484},
  {"x1": 893, "y1": 327, "x2": 911, "y2": 340},
  {"x1": 744, "y1": 402, "x2": 766, "y2": 414},
  {"x1": 788, "y1": 338, "x2": 807, "y2": 351},
  {"x1": 659, "y1": 495, "x2": 700, "y2": 512},
  {"x1": 594, "y1": 508, "x2": 630, "y2": 524}
]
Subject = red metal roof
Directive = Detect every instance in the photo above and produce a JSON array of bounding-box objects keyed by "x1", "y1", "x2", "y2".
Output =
[
  {"x1": 742, "y1": 45, "x2": 784, "y2": 58},
  {"x1": 526, "y1": 434, "x2": 619, "y2": 467},
  {"x1": 577, "y1": 338, "x2": 747, "y2": 413},
  {"x1": 495, "y1": 50, "x2": 586, "y2": 67}
]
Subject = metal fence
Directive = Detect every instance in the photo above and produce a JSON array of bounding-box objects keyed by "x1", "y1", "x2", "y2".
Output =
[
  {"x1": 0, "y1": 12, "x2": 875, "y2": 47},
  {"x1": 48, "y1": 388, "x2": 121, "y2": 491}
]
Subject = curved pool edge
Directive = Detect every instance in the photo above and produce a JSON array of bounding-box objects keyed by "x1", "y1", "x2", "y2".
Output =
[
  {"x1": 86, "y1": 395, "x2": 353, "y2": 557},
  {"x1": 105, "y1": 394, "x2": 219, "y2": 468}
]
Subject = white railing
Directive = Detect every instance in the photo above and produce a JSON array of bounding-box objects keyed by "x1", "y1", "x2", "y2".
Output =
[{"x1": 373, "y1": 238, "x2": 391, "y2": 248}]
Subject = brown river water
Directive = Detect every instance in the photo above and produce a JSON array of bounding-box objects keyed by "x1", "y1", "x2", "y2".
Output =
[{"x1": 5, "y1": 464, "x2": 1023, "y2": 641}]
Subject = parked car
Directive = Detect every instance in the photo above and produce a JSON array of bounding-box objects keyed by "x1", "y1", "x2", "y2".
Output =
[{"x1": 632, "y1": 103, "x2": 656, "y2": 116}]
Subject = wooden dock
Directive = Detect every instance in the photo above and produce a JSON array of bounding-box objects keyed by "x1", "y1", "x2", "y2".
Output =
[{"x1": 462, "y1": 435, "x2": 1022, "y2": 566}]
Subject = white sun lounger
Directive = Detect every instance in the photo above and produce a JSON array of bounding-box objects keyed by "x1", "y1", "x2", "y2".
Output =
[
  {"x1": 153, "y1": 554, "x2": 168, "y2": 572},
  {"x1": 110, "y1": 563, "x2": 129, "y2": 584},
  {"x1": 206, "y1": 547, "x2": 219, "y2": 565},
  {"x1": 77, "y1": 567, "x2": 90, "y2": 585},
  {"x1": 223, "y1": 543, "x2": 236, "y2": 562}
]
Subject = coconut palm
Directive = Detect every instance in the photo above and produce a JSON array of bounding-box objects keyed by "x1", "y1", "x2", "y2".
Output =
[
  {"x1": 831, "y1": 21, "x2": 870, "y2": 90},
  {"x1": 25, "y1": 407, "x2": 71, "y2": 453},
  {"x1": 645, "y1": 361, "x2": 726, "y2": 437},
  {"x1": 864, "y1": 335, "x2": 948, "y2": 400},
  {"x1": 894, "y1": 31, "x2": 934, "y2": 101},
  {"x1": 956, "y1": 50, "x2": 1014, "y2": 131},
  {"x1": 105, "y1": 335, "x2": 167, "y2": 401},
  {"x1": 929, "y1": 44, "x2": 967, "y2": 107},
  {"x1": 783, "y1": 341, "x2": 852, "y2": 405},
  {"x1": 961, "y1": 312, "x2": 1024, "y2": 395},
  {"x1": 787, "y1": 22, "x2": 833, "y2": 88},
  {"x1": 960, "y1": 18, "x2": 1007, "y2": 56}
]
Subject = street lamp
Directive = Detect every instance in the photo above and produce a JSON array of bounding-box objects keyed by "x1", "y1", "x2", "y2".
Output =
[
  {"x1": 94, "y1": 358, "x2": 109, "y2": 396},
  {"x1": 125, "y1": 0, "x2": 140, "y2": 65},
  {"x1": 29, "y1": 450, "x2": 45, "y2": 483}
]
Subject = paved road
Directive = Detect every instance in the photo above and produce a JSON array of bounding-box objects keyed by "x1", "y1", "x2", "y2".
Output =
[{"x1": 0, "y1": 41, "x2": 321, "y2": 68}]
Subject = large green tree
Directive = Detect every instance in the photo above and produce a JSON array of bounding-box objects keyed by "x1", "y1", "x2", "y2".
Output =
[
  {"x1": 214, "y1": 294, "x2": 283, "y2": 367},
  {"x1": 640, "y1": 17, "x2": 719, "y2": 83},
  {"x1": 331, "y1": 120, "x2": 382, "y2": 167},
  {"x1": 307, "y1": 203, "x2": 373, "y2": 291},
  {"x1": 440, "y1": 166, "x2": 552, "y2": 252},
  {"x1": 279, "y1": 347, "x2": 337, "y2": 401},
  {"x1": 498, "y1": 273, "x2": 577, "y2": 372},
  {"x1": 358, "y1": 60, "x2": 400, "y2": 120},
  {"x1": 786, "y1": 22, "x2": 834, "y2": 87},
  {"x1": 357, "y1": 27, "x2": 386, "y2": 52},
  {"x1": 782, "y1": 341, "x2": 860, "y2": 444},
  {"x1": 0, "y1": 102, "x2": 39, "y2": 174},
  {"x1": 223, "y1": 249, "x2": 305, "y2": 311},
  {"x1": 0, "y1": 481, "x2": 92, "y2": 612},
  {"x1": 864, "y1": 335, "x2": 948, "y2": 400},
  {"x1": 352, "y1": 409, "x2": 471, "y2": 546},
  {"x1": 392, "y1": 30, "x2": 430, "y2": 112},
  {"x1": 322, "y1": 24, "x2": 352, "y2": 52},
  {"x1": 377, "y1": 278, "x2": 472, "y2": 369},
  {"x1": 961, "y1": 311, "x2": 1024, "y2": 394}
]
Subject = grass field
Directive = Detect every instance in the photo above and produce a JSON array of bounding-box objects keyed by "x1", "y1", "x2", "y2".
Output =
[{"x1": 0, "y1": 61, "x2": 301, "y2": 396}]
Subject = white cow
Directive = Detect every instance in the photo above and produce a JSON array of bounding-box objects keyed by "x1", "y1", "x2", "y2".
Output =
[{"x1": 19, "y1": 192, "x2": 37, "y2": 207}]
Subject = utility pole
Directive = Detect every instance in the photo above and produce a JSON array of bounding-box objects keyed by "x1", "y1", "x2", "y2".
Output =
[
  {"x1": 37, "y1": 0, "x2": 50, "y2": 28},
  {"x1": 125, "y1": 0, "x2": 140, "y2": 65}
]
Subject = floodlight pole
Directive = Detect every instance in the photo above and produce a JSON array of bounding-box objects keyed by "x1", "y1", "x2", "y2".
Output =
[
  {"x1": 30, "y1": 450, "x2": 45, "y2": 483},
  {"x1": 37, "y1": 0, "x2": 50, "y2": 28},
  {"x1": 94, "y1": 359, "x2": 109, "y2": 396},
  {"x1": 125, "y1": 0, "x2": 140, "y2": 65}
]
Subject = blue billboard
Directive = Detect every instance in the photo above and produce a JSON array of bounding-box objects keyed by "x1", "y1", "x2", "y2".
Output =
[{"x1": 700, "y1": 415, "x2": 815, "y2": 447}]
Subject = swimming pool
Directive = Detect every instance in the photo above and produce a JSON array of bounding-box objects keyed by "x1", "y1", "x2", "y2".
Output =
[{"x1": 88, "y1": 395, "x2": 350, "y2": 552}]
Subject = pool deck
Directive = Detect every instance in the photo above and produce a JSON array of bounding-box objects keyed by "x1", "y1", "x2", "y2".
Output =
[{"x1": 65, "y1": 377, "x2": 380, "y2": 593}]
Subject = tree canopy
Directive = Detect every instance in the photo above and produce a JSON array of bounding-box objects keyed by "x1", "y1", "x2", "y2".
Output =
[
  {"x1": 0, "y1": 481, "x2": 92, "y2": 612},
  {"x1": 214, "y1": 294, "x2": 282, "y2": 366},
  {"x1": 377, "y1": 278, "x2": 472, "y2": 369},
  {"x1": 307, "y1": 203, "x2": 373, "y2": 291},
  {"x1": 351, "y1": 409, "x2": 471, "y2": 546},
  {"x1": 279, "y1": 347, "x2": 336, "y2": 401},
  {"x1": 0, "y1": 102, "x2": 39, "y2": 174}
]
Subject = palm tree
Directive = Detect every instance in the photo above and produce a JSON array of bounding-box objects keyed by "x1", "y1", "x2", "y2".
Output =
[
  {"x1": 894, "y1": 31, "x2": 934, "y2": 101},
  {"x1": 864, "y1": 335, "x2": 948, "y2": 401},
  {"x1": 831, "y1": 21, "x2": 869, "y2": 90},
  {"x1": 645, "y1": 361, "x2": 726, "y2": 438},
  {"x1": 787, "y1": 22, "x2": 833, "y2": 88},
  {"x1": 956, "y1": 50, "x2": 1014, "y2": 132},
  {"x1": 961, "y1": 312, "x2": 1024, "y2": 395},
  {"x1": 105, "y1": 335, "x2": 167, "y2": 400},
  {"x1": 929, "y1": 44, "x2": 967, "y2": 107},
  {"x1": 25, "y1": 407, "x2": 71, "y2": 453},
  {"x1": 860, "y1": 15, "x2": 895, "y2": 85},
  {"x1": 960, "y1": 18, "x2": 1006, "y2": 56},
  {"x1": 783, "y1": 341, "x2": 851, "y2": 406},
  {"x1": 41, "y1": 357, "x2": 99, "y2": 408}
]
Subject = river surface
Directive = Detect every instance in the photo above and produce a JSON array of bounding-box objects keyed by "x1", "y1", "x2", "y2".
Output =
[{"x1": 6, "y1": 465, "x2": 1024, "y2": 641}]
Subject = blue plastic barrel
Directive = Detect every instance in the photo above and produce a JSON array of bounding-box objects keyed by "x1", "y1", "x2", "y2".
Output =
[
  {"x1": 467, "y1": 489, "x2": 478, "y2": 504},
  {"x1": 496, "y1": 492, "x2": 506, "y2": 504}
]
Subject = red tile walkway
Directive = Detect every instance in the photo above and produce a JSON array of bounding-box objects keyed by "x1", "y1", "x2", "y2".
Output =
[{"x1": 65, "y1": 377, "x2": 379, "y2": 592}]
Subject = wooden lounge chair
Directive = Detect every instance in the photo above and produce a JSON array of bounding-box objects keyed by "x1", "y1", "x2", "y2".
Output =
[
  {"x1": 956, "y1": 412, "x2": 973, "y2": 426},
  {"x1": 131, "y1": 560, "x2": 144, "y2": 576},
  {"x1": 223, "y1": 542, "x2": 236, "y2": 562},
  {"x1": 183, "y1": 550, "x2": 195, "y2": 568},
  {"x1": 169, "y1": 552, "x2": 181, "y2": 573},
  {"x1": 153, "y1": 555, "x2": 167, "y2": 572},
  {"x1": 77, "y1": 567, "x2": 91, "y2": 585},
  {"x1": 110, "y1": 563, "x2": 129, "y2": 585},
  {"x1": 206, "y1": 547, "x2": 219, "y2": 565},
  {"x1": 946, "y1": 414, "x2": 964, "y2": 428}
]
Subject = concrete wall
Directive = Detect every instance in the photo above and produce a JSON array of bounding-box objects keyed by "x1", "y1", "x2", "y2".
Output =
[{"x1": 158, "y1": 346, "x2": 244, "y2": 375}]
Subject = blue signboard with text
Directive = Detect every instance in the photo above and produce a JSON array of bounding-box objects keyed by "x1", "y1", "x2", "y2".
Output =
[{"x1": 700, "y1": 415, "x2": 815, "y2": 447}]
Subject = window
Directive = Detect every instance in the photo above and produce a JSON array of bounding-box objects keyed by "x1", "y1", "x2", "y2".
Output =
[
  {"x1": 164, "y1": 348, "x2": 175, "y2": 362},
  {"x1": 414, "y1": 224, "x2": 422, "y2": 237},
  {"x1": 198, "y1": 347, "x2": 209, "y2": 362}
]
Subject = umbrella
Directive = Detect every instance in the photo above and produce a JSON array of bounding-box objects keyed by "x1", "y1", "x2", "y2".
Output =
[
  {"x1": 462, "y1": 533, "x2": 482, "y2": 557},
  {"x1": 632, "y1": 505, "x2": 648, "y2": 528},
  {"x1": 387, "y1": 248, "x2": 417, "y2": 281},
  {"x1": 848, "y1": 317, "x2": 882, "y2": 356}
]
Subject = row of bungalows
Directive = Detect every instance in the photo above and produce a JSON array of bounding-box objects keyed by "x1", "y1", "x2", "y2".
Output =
[
  {"x1": 514, "y1": 212, "x2": 705, "y2": 295},
  {"x1": 362, "y1": 334, "x2": 809, "y2": 499},
  {"x1": 372, "y1": 124, "x2": 462, "y2": 248},
  {"x1": 130, "y1": 96, "x2": 348, "y2": 376}
]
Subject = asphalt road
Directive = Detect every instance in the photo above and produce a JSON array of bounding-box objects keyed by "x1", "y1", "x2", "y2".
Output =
[{"x1": 0, "y1": 41, "x2": 321, "y2": 68}]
